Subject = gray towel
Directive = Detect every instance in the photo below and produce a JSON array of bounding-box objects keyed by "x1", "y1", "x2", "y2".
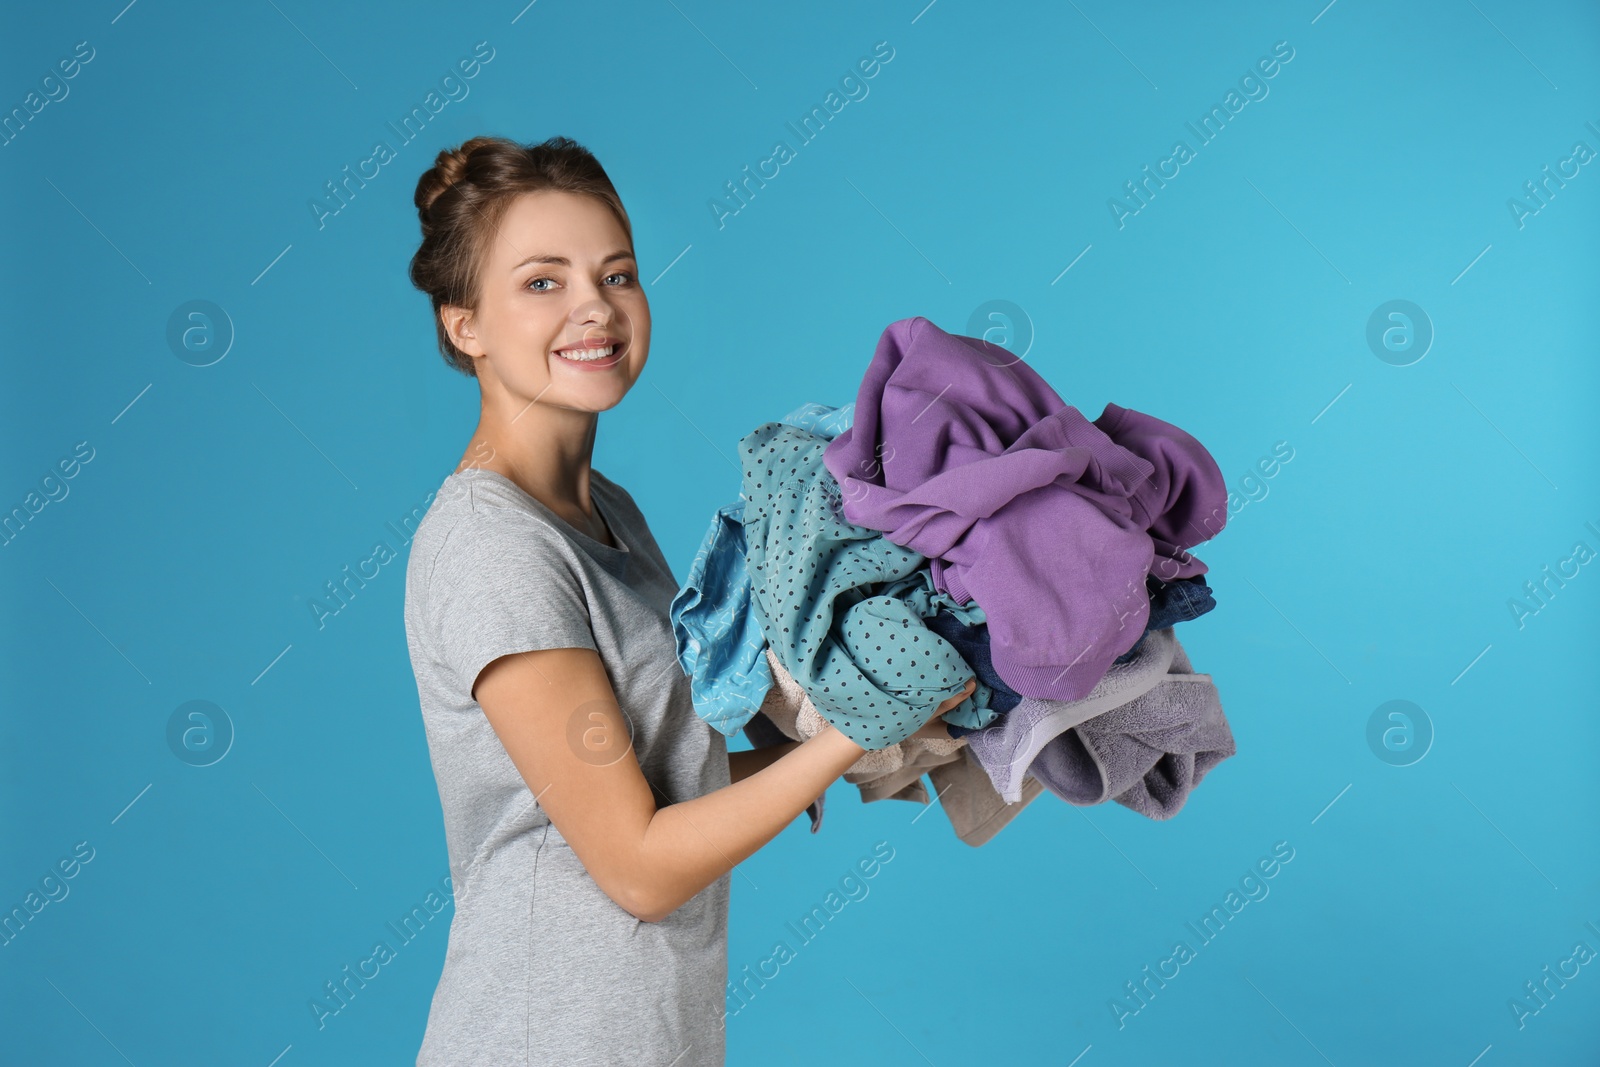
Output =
[
  {"x1": 1030, "y1": 641, "x2": 1234, "y2": 819},
  {"x1": 966, "y1": 627, "x2": 1180, "y2": 802},
  {"x1": 967, "y1": 629, "x2": 1235, "y2": 819}
]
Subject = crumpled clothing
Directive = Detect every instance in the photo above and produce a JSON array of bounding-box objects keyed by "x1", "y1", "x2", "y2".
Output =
[
  {"x1": 756, "y1": 648, "x2": 965, "y2": 777},
  {"x1": 965, "y1": 627, "x2": 1235, "y2": 819},
  {"x1": 670, "y1": 402, "x2": 859, "y2": 735},
  {"x1": 776, "y1": 400, "x2": 856, "y2": 439},
  {"x1": 669, "y1": 500, "x2": 773, "y2": 734},
  {"x1": 822, "y1": 316, "x2": 1228, "y2": 704},
  {"x1": 738, "y1": 419, "x2": 997, "y2": 749},
  {"x1": 753, "y1": 649, "x2": 1039, "y2": 846},
  {"x1": 967, "y1": 627, "x2": 1181, "y2": 802},
  {"x1": 923, "y1": 603, "x2": 1022, "y2": 715},
  {"x1": 944, "y1": 572, "x2": 1218, "y2": 738}
]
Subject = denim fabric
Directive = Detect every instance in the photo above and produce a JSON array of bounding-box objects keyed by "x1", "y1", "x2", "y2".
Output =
[
  {"x1": 1149, "y1": 573, "x2": 1215, "y2": 629},
  {"x1": 669, "y1": 403, "x2": 859, "y2": 735},
  {"x1": 1111, "y1": 573, "x2": 1215, "y2": 666},
  {"x1": 739, "y1": 420, "x2": 999, "y2": 749},
  {"x1": 924, "y1": 607, "x2": 1023, "y2": 715}
]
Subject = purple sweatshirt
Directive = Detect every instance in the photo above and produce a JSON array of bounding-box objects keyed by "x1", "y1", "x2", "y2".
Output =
[{"x1": 822, "y1": 316, "x2": 1228, "y2": 703}]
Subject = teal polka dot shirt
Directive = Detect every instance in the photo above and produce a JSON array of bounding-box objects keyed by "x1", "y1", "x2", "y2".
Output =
[{"x1": 738, "y1": 420, "x2": 997, "y2": 749}]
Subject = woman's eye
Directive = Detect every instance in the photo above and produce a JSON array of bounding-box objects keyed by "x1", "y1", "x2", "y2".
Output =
[{"x1": 526, "y1": 271, "x2": 632, "y2": 291}]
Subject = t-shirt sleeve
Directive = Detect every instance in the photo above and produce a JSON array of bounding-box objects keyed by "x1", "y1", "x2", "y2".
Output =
[{"x1": 425, "y1": 512, "x2": 599, "y2": 698}]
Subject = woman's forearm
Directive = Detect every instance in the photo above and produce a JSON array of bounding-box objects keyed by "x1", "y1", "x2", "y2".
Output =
[
  {"x1": 728, "y1": 740, "x2": 800, "y2": 782},
  {"x1": 635, "y1": 726, "x2": 863, "y2": 921}
]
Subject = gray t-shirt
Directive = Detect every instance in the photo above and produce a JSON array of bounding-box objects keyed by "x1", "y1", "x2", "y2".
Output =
[{"x1": 402, "y1": 465, "x2": 731, "y2": 1066}]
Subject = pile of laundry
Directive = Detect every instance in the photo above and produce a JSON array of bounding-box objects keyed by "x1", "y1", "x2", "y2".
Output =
[{"x1": 669, "y1": 316, "x2": 1237, "y2": 846}]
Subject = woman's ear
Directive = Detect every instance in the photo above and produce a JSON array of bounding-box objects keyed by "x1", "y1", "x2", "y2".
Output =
[{"x1": 442, "y1": 304, "x2": 483, "y2": 358}]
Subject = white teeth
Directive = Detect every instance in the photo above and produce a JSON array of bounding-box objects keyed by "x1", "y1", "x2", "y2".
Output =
[{"x1": 556, "y1": 344, "x2": 616, "y2": 361}]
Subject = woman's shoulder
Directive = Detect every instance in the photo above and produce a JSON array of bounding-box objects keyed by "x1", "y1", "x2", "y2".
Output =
[{"x1": 409, "y1": 470, "x2": 582, "y2": 584}]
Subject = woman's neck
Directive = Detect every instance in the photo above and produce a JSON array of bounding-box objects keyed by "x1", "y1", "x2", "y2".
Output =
[{"x1": 458, "y1": 410, "x2": 611, "y2": 545}]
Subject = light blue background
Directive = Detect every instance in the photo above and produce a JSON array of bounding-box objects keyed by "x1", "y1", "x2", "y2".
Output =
[{"x1": 3, "y1": 1, "x2": 1598, "y2": 1064}]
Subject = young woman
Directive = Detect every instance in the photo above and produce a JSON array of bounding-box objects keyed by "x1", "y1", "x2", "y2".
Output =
[{"x1": 400, "y1": 134, "x2": 971, "y2": 1066}]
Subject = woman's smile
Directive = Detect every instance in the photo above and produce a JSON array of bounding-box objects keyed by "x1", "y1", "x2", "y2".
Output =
[{"x1": 552, "y1": 339, "x2": 626, "y2": 369}]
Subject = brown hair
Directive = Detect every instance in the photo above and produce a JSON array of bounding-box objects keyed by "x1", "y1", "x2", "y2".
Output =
[{"x1": 408, "y1": 135, "x2": 633, "y2": 377}]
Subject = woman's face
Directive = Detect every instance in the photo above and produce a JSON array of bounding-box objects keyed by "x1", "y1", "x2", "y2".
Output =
[{"x1": 449, "y1": 189, "x2": 649, "y2": 413}]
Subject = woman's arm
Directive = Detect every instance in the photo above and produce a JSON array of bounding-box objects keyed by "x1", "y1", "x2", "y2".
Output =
[
  {"x1": 474, "y1": 646, "x2": 969, "y2": 923},
  {"x1": 728, "y1": 740, "x2": 799, "y2": 783}
]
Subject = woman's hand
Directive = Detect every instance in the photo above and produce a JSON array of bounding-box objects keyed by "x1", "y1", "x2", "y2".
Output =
[{"x1": 905, "y1": 677, "x2": 975, "y2": 742}]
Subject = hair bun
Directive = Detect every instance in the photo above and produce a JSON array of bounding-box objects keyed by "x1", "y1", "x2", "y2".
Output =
[{"x1": 416, "y1": 137, "x2": 494, "y2": 221}]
